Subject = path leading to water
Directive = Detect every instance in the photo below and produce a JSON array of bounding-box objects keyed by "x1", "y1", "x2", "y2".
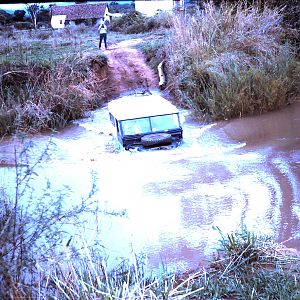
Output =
[{"x1": 102, "y1": 39, "x2": 158, "y2": 98}]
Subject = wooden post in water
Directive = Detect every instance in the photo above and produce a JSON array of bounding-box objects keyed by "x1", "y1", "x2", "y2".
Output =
[{"x1": 158, "y1": 61, "x2": 166, "y2": 90}]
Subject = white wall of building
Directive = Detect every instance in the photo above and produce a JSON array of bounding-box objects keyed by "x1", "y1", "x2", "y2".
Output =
[
  {"x1": 135, "y1": 0, "x2": 175, "y2": 16},
  {"x1": 51, "y1": 15, "x2": 66, "y2": 29}
]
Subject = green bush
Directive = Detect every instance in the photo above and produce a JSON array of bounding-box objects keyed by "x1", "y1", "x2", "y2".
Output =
[
  {"x1": 110, "y1": 11, "x2": 171, "y2": 34},
  {"x1": 110, "y1": 11, "x2": 147, "y2": 34},
  {"x1": 14, "y1": 21, "x2": 34, "y2": 30},
  {"x1": 136, "y1": 38, "x2": 166, "y2": 73},
  {"x1": 0, "y1": 9, "x2": 13, "y2": 25}
]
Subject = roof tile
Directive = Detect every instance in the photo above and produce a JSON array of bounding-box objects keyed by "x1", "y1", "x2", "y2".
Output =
[{"x1": 52, "y1": 3, "x2": 107, "y2": 21}]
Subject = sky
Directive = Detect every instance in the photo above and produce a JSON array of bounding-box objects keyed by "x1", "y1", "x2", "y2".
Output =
[
  {"x1": 0, "y1": 1, "x2": 133, "y2": 12},
  {"x1": 0, "y1": 3, "x2": 71, "y2": 12}
]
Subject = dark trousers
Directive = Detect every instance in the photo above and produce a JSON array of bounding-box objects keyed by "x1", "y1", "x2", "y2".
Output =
[{"x1": 99, "y1": 33, "x2": 107, "y2": 49}]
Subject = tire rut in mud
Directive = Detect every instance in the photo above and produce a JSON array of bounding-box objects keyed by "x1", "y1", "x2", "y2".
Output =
[{"x1": 103, "y1": 40, "x2": 157, "y2": 99}]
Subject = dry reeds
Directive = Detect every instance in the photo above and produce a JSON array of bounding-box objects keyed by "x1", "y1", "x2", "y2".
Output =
[
  {"x1": 0, "y1": 25, "x2": 109, "y2": 137},
  {"x1": 0, "y1": 54, "x2": 108, "y2": 136},
  {"x1": 30, "y1": 227, "x2": 300, "y2": 299},
  {"x1": 166, "y1": 2, "x2": 299, "y2": 120}
]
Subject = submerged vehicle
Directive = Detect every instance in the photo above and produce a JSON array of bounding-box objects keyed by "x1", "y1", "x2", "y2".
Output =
[{"x1": 108, "y1": 95, "x2": 183, "y2": 149}]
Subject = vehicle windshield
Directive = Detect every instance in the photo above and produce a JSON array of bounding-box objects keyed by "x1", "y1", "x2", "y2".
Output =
[
  {"x1": 121, "y1": 114, "x2": 180, "y2": 135},
  {"x1": 150, "y1": 114, "x2": 180, "y2": 132},
  {"x1": 121, "y1": 117, "x2": 151, "y2": 135}
]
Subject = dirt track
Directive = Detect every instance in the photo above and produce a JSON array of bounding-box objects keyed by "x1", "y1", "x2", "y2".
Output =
[{"x1": 102, "y1": 39, "x2": 157, "y2": 98}]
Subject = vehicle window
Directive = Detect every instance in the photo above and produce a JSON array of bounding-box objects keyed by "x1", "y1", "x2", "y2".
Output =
[
  {"x1": 150, "y1": 114, "x2": 180, "y2": 132},
  {"x1": 121, "y1": 118, "x2": 151, "y2": 135}
]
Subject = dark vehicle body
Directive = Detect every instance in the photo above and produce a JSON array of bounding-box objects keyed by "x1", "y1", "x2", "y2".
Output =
[{"x1": 108, "y1": 95, "x2": 183, "y2": 149}]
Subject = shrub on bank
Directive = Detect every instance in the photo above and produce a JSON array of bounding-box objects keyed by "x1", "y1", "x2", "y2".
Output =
[
  {"x1": 0, "y1": 25, "x2": 110, "y2": 137},
  {"x1": 165, "y1": 2, "x2": 299, "y2": 120},
  {"x1": 136, "y1": 38, "x2": 166, "y2": 73},
  {"x1": 110, "y1": 11, "x2": 171, "y2": 34},
  {"x1": 0, "y1": 148, "x2": 100, "y2": 298},
  {"x1": 14, "y1": 21, "x2": 34, "y2": 30},
  {"x1": 0, "y1": 54, "x2": 108, "y2": 136},
  {"x1": 212, "y1": 0, "x2": 300, "y2": 51}
]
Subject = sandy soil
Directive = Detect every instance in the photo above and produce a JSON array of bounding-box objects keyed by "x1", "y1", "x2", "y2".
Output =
[{"x1": 101, "y1": 39, "x2": 158, "y2": 98}]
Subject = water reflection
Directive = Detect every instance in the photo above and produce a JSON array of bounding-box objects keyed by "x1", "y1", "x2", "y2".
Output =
[{"x1": 0, "y1": 91, "x2": 299, "y2": 273}]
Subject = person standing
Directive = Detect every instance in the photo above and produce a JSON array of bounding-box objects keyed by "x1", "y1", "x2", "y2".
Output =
[{"x1": 98, "y1": 21, "x2": 108, "y2": 50}]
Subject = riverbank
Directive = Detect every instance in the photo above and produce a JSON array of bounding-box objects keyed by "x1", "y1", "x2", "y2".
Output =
[
  {"x1": 0, "y1": 27, "x2": 157, "y2": 137},
  {"x1": 1, "y1": 2, "x2": 299, "y2": 137},
  {"x1": 38, "y1": 228, "x2": 300, "y2": 299}
]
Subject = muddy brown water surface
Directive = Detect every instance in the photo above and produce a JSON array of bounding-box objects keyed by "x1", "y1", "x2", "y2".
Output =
[{"x1": 1, "y1": 90, "x2": 299, "y2": 273}]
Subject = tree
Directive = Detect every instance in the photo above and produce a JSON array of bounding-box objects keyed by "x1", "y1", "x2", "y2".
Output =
[
  {"x1": 25, "y1": 3, "x2": 40, "y2": 29},
  {"x1": 0, "y1": 9, "x2": 13, "y2": 25},
  {"x1": 37, "y1": 8, "x2": 50, "y2": 23},
  {"x1": 13, "y1": 10, "x2": 26, "y2": 22}
]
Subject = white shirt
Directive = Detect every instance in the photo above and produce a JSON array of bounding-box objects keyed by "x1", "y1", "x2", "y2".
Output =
[{"x1": 99, "y1": 23, "x2": 107, "y2": 34}]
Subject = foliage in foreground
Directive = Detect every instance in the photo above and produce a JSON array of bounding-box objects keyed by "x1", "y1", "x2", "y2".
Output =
[
  {"x1": 1, "y1": 165, "x2": 299, "y2": 300},
  {"x1": 0, "y1": 141, "x2": 100, "y2": 299},
  {"x1": 42, "y1": 227, "x2": 299, "y2": 299},
  {"x1": 165, "y1": 2, "x2": 299, "y2": 120}
]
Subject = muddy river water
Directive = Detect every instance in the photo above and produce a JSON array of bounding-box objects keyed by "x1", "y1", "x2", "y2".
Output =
[{"x1": 1, "y1": 90, "x2": 299, "y2": 273}]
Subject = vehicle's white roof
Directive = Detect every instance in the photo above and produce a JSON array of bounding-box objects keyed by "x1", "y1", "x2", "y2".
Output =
[{"x1": 108, "y1": 94, "x2": 179, "y2": 120}]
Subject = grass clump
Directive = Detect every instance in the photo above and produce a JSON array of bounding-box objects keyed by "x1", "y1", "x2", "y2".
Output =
[
  {"x1": 34, "y1": 227, "x2": 300, "y2": 299},
  {"x1": 165, "y1": 2, "x2": 299, "y2": 120},
  {"x1": 202, "y1": 226, "x2": 300, "y2": 299}
]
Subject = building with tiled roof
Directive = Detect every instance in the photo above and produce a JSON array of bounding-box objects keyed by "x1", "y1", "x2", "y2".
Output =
[{"x1": 51, "y1": 3, "x2": 109, "y2": 29}]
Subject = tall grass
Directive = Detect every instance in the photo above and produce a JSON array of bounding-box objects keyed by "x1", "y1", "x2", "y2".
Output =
[
  {"x1": 136, "y1": 38, "x2": 166, "y2": 73},
  {"x1": 0, "y1": 56, "x2": 108, "y2": 136},
  {"x1": 165, "y1": 2, "x2": 299, "y2": 120},
  {"x1": 18, "y1": 224, "x2": 300, "y2": 299},
  {"x1": 0, "y1": 141, "x2": 100, "y2": 298},
  {"x1": 0, "y1": 24, "x2": 110, "y2": 137}
]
